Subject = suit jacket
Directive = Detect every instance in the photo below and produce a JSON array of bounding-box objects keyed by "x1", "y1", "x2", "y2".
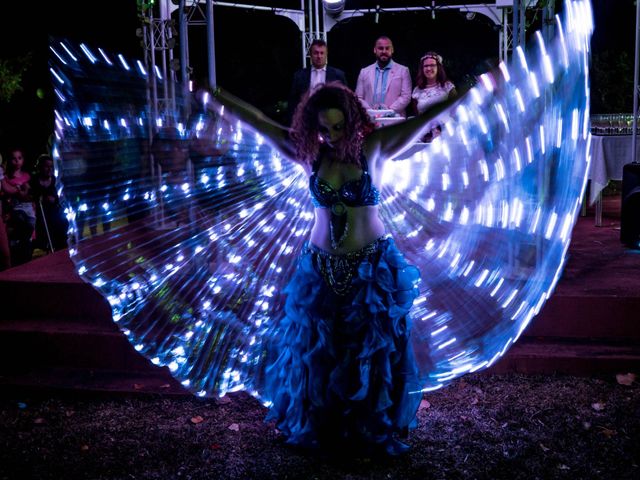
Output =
[
  {"x1": 287, "y1": 65, "x2": 347, "y2": 122},
  {"x1": 355, "y1": 61, "x2": 412, "y2": 117}
]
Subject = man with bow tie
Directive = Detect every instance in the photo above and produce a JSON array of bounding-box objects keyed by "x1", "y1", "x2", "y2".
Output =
[{"x1": 287, "y1": 39, "x2": 347, "y2": 124}]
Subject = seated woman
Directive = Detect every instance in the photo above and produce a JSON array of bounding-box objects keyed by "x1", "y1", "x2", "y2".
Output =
[{"x1": 411, "y1": 52, "x2": 457, "y2": 142}]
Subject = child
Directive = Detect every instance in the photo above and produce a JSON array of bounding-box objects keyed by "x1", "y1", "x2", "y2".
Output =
[{"x1": 1, "y1": 148, "x2": 36, "y2": 265}]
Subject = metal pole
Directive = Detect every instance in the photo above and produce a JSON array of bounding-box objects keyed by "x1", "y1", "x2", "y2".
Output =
[
  {"x1": 542, "y1": 0, "x2": 555, "y2": 44},
  {"x1": 308, "y1": 0, "x2": 314, "y2": 38},
  {"x1": 322, "y1": 2, "x2": 327, "y2": 43},
  {"x1": 149, "y1": 9, "x2": 159, "y2": 124},
  {"x1": 512, "y1": 0, "x2": 520, "y2": 49},
  {"x1": 162, "y1": 0, "x2": 176, "y2": 114},
  {"x1": 305, "y1": 0, "x2": 313, "y2": 66},
  {"x1": 141, "y1": 7, "x2": 158, "y2": 227},
  {"x1": 179, "y1": 0, "x2": 191, "y2": 118},
  {"x1": 314, "y1": 0, "x2": 320, "y2": 38},
  {"x1": 519, "y1": 0, "x2": 526, "y2": 46},
  {"x1": 167, "y1": 27, "x2": 176, "y2": 117},
  {"x1": 160, "y1": 21, "x2": 170, "y2": 121},
  {"x1": 500, "y1": 8, "x2": 507, "y2": 61},
  {"x1": 207, "y1": 0, "x2": 217, "y2": 87},
  {"x1": 632, "y1": 0, "x2": 640, "y2": 163},
  {"x1": 179, "y1": 0, "x2": 188, "y2": 87},
  {"x1": 301, "y1": 0, "x2": 307, "y2": 67},
  {"x1": 159, "y1": 0, "x2": 171, "y2": 121},
  {"x1": 38, "y1": 200, "x2": 55, "y2": 253}
]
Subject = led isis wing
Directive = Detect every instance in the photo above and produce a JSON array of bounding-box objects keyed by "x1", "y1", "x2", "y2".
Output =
[
  {"x1": 51, "y1": 39, "x2": 311, "y2": 398},
  {"x1": 379, "y1": 0, "x2": 593, "y2": 389},
  {"x1": 51, "y1": 0, "x2": 593, "y2": 398}
]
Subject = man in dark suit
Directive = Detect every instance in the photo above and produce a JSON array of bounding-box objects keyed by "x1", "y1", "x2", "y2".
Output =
[{"x1": 287, "y1": 39, "x2": 347, "y2": 124}]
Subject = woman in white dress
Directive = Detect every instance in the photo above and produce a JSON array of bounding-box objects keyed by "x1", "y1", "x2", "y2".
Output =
[{"x1": 411, "y1": 52, "x2": 457, "y2": 141}]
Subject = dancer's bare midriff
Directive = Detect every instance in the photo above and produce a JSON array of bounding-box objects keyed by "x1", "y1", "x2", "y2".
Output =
[{"x1": 309, "y1": 205, "x2": 386, "y2": 254}]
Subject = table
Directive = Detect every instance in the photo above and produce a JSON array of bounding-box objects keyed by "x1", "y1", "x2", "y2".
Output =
[
  {"x1": 367, "y1": 109, "x2": 405, "y2": 129},
  {"x1": 588, "y1": 135, "x2": 640, "y2": 225}
]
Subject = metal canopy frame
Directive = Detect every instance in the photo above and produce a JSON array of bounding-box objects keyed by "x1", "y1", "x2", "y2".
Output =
[{"x1": 141, "y1": 1, "x2": 553, "y2": 122}]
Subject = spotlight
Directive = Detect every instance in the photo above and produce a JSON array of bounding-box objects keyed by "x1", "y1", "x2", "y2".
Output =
[
  {"x1": 323, "y1": 0, "x2": 345, "y2": 17},
  {"x1": 466, "y1": 12, "x2": 476, "y2": 21}
]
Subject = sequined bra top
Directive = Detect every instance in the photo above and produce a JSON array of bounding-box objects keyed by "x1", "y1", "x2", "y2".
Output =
[
  {"x1": 309, "y1": 154, "x2": 381, "y2": 209},
  {"x1": 308, "y1": 153, "x2": 381, "y2": 249}
]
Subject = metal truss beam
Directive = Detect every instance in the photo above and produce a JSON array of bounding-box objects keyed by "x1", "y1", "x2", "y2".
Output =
[{"x1": 141, "y1": 0, "x2": 555, "y2": 103}]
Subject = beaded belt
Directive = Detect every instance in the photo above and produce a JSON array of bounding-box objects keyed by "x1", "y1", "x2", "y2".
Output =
[{"x1": 306, "y1": 234, "x2": 391, "y2": 296}]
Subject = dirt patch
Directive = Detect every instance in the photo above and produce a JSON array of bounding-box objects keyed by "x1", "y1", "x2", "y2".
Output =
[{"x1": 1, "y1": 373, "x2": 638, "y2": 479}]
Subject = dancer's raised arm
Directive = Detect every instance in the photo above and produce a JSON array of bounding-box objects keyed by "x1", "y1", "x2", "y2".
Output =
[{"x1": 202, "y1": 87, "x2": 297, "y2": 161}]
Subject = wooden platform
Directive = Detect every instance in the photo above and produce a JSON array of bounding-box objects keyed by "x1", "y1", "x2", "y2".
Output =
[{"x1": 1, "y1": 196, "x2": 639, "y2": 396}]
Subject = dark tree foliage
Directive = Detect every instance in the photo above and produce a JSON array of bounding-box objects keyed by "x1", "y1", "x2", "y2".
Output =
[
  {"x1": 0, "y1": 54, "x2": 32, "y2": 104},
  {"x1": 591, "y1": 50, "x2": 634, "y2": 114}
]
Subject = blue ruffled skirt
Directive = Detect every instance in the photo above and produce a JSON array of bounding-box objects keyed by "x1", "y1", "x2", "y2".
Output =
[{"x1": 264, "y1": 236, "x2": 422, "y2": 455}]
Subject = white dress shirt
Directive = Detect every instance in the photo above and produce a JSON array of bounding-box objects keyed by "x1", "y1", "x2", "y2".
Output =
[{"x1": 310, "y1": 66, "x2": 327, "y2": 91}]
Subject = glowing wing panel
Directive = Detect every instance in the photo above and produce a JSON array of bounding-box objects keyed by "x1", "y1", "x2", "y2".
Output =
[{"x1": 379, "y1": 0, "x2": 593, "y2": 389}]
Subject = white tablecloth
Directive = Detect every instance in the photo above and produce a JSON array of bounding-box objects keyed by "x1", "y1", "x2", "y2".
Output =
[{"x1": 589, "y1": 135, "x2": 640, "y2": 205}]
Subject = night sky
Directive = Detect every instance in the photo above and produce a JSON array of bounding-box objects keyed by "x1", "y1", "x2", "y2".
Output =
[{"x1": 0, "y1": 0, "x2": 635, "y2": 164}]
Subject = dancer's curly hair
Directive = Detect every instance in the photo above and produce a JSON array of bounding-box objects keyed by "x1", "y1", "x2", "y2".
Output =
[{"x1": 290, "y1": 82, "x2": 374, "y2": 167}]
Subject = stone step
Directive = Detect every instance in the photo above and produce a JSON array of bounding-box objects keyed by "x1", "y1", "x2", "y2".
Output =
[
  {"x1": 1, "y1": 309, "x2": 639, "y2": 382},
  {"x1": 2, "y1": 272, "x2": 638, "y2": 342},
  {"x1": 0, "y1": 366, "x2": 188, "y2": 398},
  {"x1": 2, "y1": 296, "x2": 637, "y2": 342},
  {"x1": 0, "y1": 279, "x2": 111, "y2": 322},
  {"x1": 490, "y1": 337, "x2": 640, "y2": 376},
  {"x1": 0, "y1": 336, "x2": 638, "y2": 398},
  {"x1": 529, "y1": 294, "x2": 640, "y2": 340},
  {"x1": 0, "y1": 230, "x2": 638, "y2": 395},
  {"x1": 0, "y1": 318, "x2": 151, "y2": 372},
  {"x1": 0, "y1": 249, "x2": 111, "y2": 321}
]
